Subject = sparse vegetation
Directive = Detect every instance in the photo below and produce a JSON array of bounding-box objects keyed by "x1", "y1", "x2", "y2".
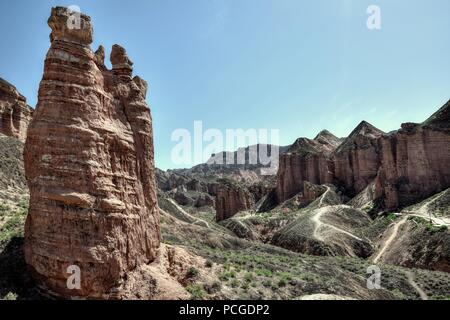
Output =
[
  {"x1": 186, "y1": 266, "x2": 200, "y2": 279},
  {"x1": 0, "y1": 199, "x2": 28, "y2": 250},
  {"x1": 1, "y1": 134, "x2": 449, "y2": 300},
  {"x1": 186, "y1": 284, "x2": 206, "y2": 300}
]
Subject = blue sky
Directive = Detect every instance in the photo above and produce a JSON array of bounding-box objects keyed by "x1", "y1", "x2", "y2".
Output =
[{"x1": 0, "y1": 0, "x2": 449, "y2": 170}]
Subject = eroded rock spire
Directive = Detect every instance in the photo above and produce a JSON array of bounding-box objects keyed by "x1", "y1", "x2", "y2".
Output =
[{"x1": 24, "y1": 6, "x2": 160, "y2": 298}]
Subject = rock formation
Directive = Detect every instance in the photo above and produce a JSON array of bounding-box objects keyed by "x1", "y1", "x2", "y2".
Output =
[
  {"x1": 0, "y1": 78, "x2": 33, "y2": 142},
  {"x1": 333, "y1": 121, "x2": 384, "y2": 195},
  {"x1": 155, "y1": 168, "x2": 190, "y2": 192},
  {"x1": 205, "y1": 144, "x2": 290, "y2": 171},
  {"x1": 375, "y1": 101, "x2": 450, "y2": 209},
  {"x1": 273, "y1": 101, "x2": 450, "y2": 212},
  {"x1": 215, "y1": 180, "x2": 254, "y2": 221},
  {"x1": 275, "y1": 130, "x2": 341, "y2": 203},
  {"x1": 24, "y1": 7, "x2": 160, "y2": 298},
  {"x1": 298, "y1": 181, "x2": 328, "y2": 205}
]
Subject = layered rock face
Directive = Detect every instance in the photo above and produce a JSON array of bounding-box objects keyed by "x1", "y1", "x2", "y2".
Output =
[
  {"x1": 275, "y1": 130, "x2": 340, "y2": 203},
  {"x1": 24, "y1": 7, "x2": 160, "y2": 298},
  {"x1": 0, "y1": 78, "x2": 33, "y2": 142},
  {"x1": 158, "y1": 144, "x2": 290, "y2": 220},
  {"x1": 333, "y1": 121, "x2": 384, "y2": 195},
  {"x1": 299, "y1": 181, "x2": 328, "y2": 204},
  {"x1": 375, "y1": 101, "x2": 450, "y2": 209},
  {"x1": 274, "y1": 101, "x2": 450, "y2": 211},
  {"x1": 215, "y1": 181, "x2": 254, "y2": 221},
  {"x1": 275, "y1": 124, "x2": 384, "y2": 205}
]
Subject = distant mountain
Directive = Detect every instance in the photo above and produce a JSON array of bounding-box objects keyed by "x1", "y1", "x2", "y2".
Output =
[{"x1": 203, "y1": 143, "x2": 290, "y2": 170}]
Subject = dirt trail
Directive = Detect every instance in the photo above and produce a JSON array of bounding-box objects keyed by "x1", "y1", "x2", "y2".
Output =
[
  {"x1": 167, "y1": 198, "x2": 210, "y2": 228},
  {"x1": 318, "y1": 186, "x2": 331, "y2": 208},
  {"x1": 406, "y1": 271, "x2": 428, "y2": 300},
  {"x1": 407, "y1": 213, "x2": 450, "y2": 226},
  {"x1": 417, "y1": 191, "x2": 445, "y2": 215},
  {"x1": 405, "y1": 191, "x2": 450, "y2": 226},
  {"x1": 312, "y1": 206, "x2": 363, "y2": 242},
  {"x1": 372, "y1": 216, "x2": 408, "y2": 264}
]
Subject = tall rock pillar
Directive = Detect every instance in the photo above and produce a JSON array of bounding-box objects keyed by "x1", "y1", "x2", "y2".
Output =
[{"x1": 24, "y1": 7, "x2": 160, "y2": 298}]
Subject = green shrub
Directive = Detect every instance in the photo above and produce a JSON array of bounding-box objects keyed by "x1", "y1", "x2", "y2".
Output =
[
  {"x1": 241, "y1": 282, "x2": 249, "y2": 290},
  {"x1": 219, "y1": 272, "x2": 229, "y2": 282},
  {"x1": 255, "y1": 268, "x2": 272, "y2": 277},
  {"x1": 0, "y1": 209, "x2": 27, "y2": 248},
  {"x1": 204, "y1": 281, "x2": 221, "y2": 294},
  {"x1": 186, "y1": 284, "x2": 206, "y2": 300},
  {"x1": 279, "y1": 272, "x2": 293, "y2": 282},
  {"x1": 278, "y1": 279, "x2": 287, "y2": 287},
  {"x1": 0, "y1": 202, "x2": 10, "y2": 213},
  {"x1": 387, "y1": 213, "x2": 397, "y2": 221},
  {"x1": 262, "y1": 280, "x2": 272, "y2": 287},
  {"x1": 244, "y1": 272, "x2": 254, "y2": 283},
  {"x1": 17, "y1": 197, "x2": 29, "y2": 209},
  {"x1": 186, "y1": 266, "x2": 200, "y2": 279},
  {"x1": 426, "y1": 224, "x2": 448, "y2": 234}
]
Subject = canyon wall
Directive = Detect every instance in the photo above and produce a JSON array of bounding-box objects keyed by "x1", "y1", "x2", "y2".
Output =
[
  {"x1": 333, "y1": 121, "x2": 384, "y2": 195},
  {"x1": 273, "y1": 102, "x2": 450, "y2": 211},
  {"x1": 0, "y1": 78, "x2": 33, "y2": 142},
  {"x1": 275, "y1": 131, "x2": 340, "y2": 203},
  {"x1": 276, "y1": 152, "x2": 333, "y2": 203},
  {"x1": 215, "y1": 181, "x2": 254, "y2": 221},
  {"x1": 376, "y1": 102, "x2": 450, "y2": 209},
  {"x1": 24, "y1": 7, "x2": 160, "y2": 298}
]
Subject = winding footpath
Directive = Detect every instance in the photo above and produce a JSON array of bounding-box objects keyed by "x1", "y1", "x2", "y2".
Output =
[
  {"x1": 317, "y1": 186, "x2": 331, "y2": 208},
  {"x1": 371, "y1": 216, "x2": 429, "y2": 300},
  {"x1": 406, "y1": 271, "x2": 428, "y2": 300},
  {"x1": 372, "y1": 216, "x2": 408, "y2": 264},
  {"x1": 312, "y1": 188, "x2": 363, "y2": 242},
  {"x1": 167, "y1": 198, "x2": 210, "y2": 228},
  {"x1": 404, "y1": 190, "x2": 450, "y2": 227}
]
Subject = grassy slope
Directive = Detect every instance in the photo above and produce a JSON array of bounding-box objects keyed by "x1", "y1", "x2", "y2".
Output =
[{"x1": 161, "y1": 207, "x2": 450, "y2": 300}]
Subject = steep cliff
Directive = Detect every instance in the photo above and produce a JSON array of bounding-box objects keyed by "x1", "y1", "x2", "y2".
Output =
[
  {"x1": 0, "y1": 78, "x2": 33, "y2": 142},
  {"x1": 215, "y1": 180, "x2": 254, "y2": 221},
  {"x1": 275, "y1": 130, "x2": 341, "y2": 203},
  {"x1": 24, "y1": 7, "x2": 160, "y2": 298},
  {"x1": 333, "y1": 121, "x2": 384, "y2": 195},
  {"x1": 273, "y1": 102, "x2": 450, "y2": 212},
  {"x1": 376, "y1": 101, "x2": 450, "y2": 209}
]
